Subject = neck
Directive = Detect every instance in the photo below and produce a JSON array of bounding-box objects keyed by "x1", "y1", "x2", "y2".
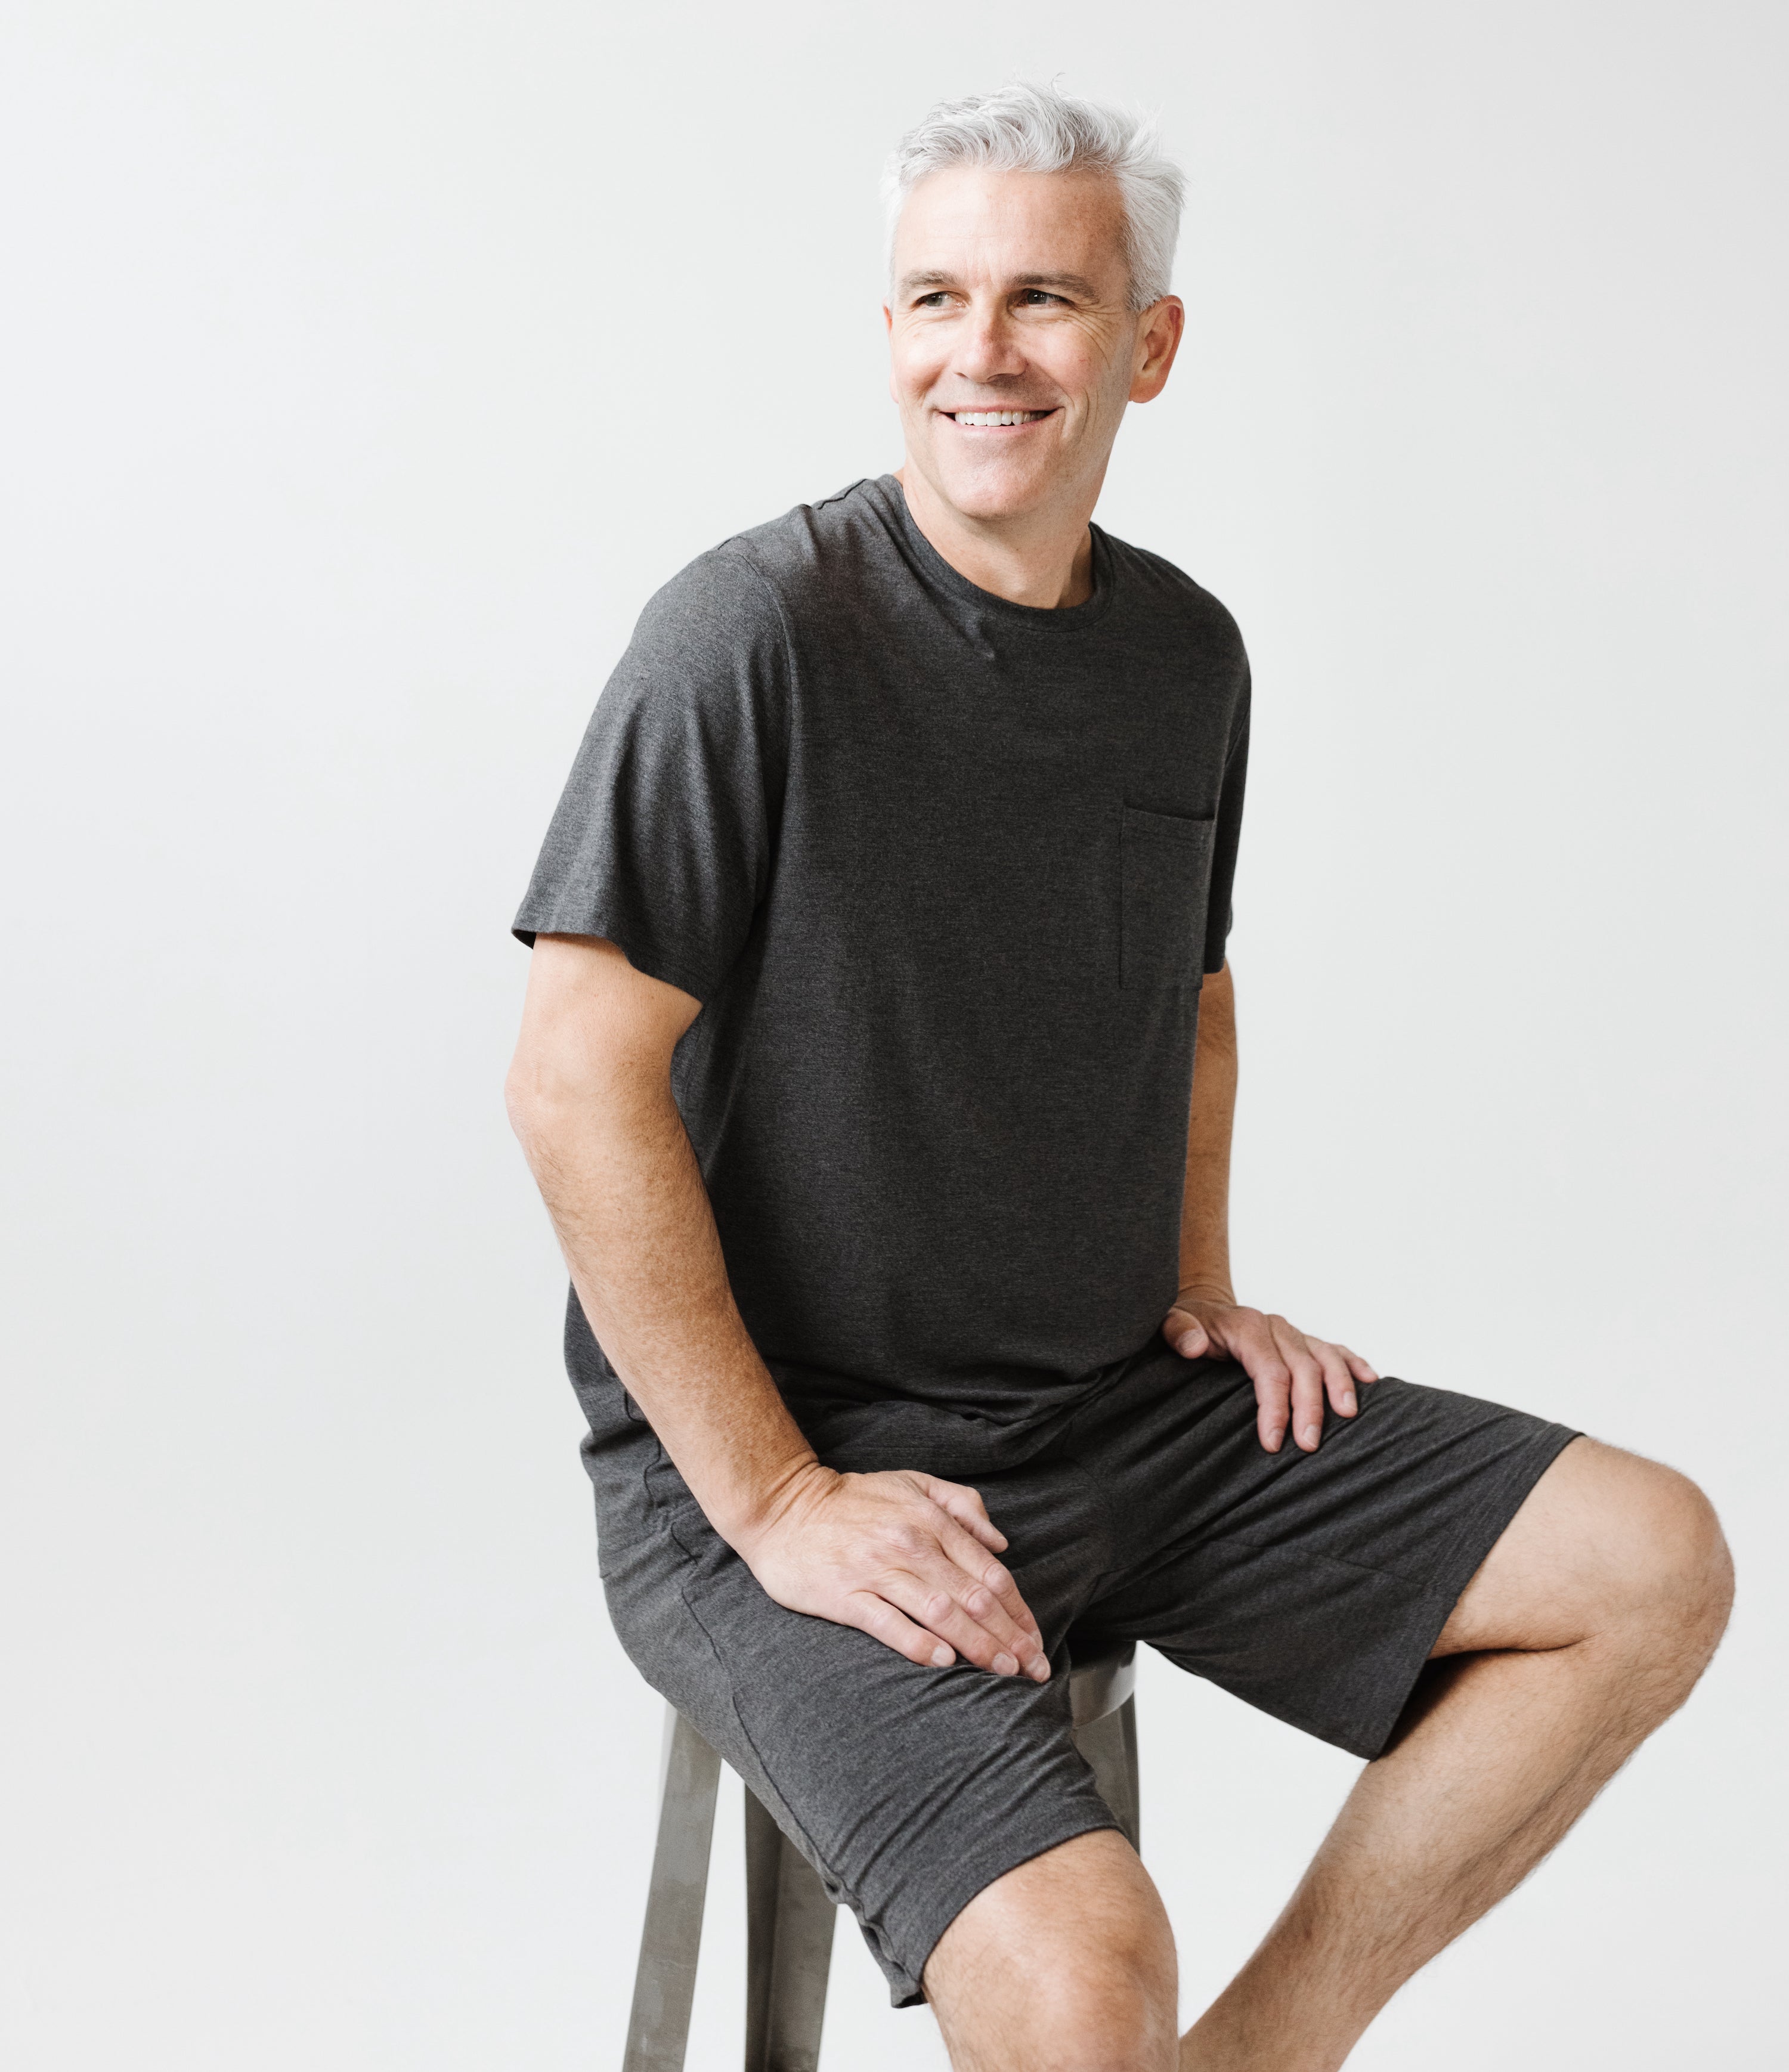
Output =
[{"x1": 895, "y1": 464, "x2": 1100, "y2": 609}]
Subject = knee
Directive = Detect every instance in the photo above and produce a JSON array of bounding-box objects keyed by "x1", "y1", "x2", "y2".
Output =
[
  {"x1": 1598, "y1": 1455, "x2": 1733, "y2": 1671},
  {"x1": 927, "y1": 1831, "x2": 1180, "y2": 2072},
  {"x1": 935, "y1": 1929, "x2": 1179, "y2": 2072},
  {"x1": 1020, "y1": 1963, "x2": 1180, "y2": 2072}
]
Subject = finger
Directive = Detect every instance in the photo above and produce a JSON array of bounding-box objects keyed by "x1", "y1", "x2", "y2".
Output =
[
  {"x1": 931, "y1": 1516, "x2": 1037, "y2": 1634},
  {"x1": 1163, "y1": 1307, "x2": 1211, "y2": 1358},
  {"x1": 930, "y1": 1522, "x2": 1048, "y2": 1675},
  {"x1": 924, "y1": 1478, "x2": 1008, "y2": 1552},
  {"x1": 1249, "y1": 1352, "x2": 1292, "y2": 1451},
  {"x1": 905, "y1": 1537, "x2": 1039, "y2": 1673},
  {"x1": 1211, "y1": 1305, "x2": 1271, "y2": 1367},
  {"x1": 924, "y1": 1587, "x2": 1025, "y2": 1675},
  {"x1": 844, "y1": 1588, "x2": 958, "y2": 1670},
  {"x1": 885, "y1": 1524, "x2": 1041, "y2": 1677},
  {"x1": 1221, "y1": 1310, "x2": 1288, "y2": 1449},
  {"x1": 1339, "y1": 1346, "x2": 1379, "y2": 1385},
  {"x1": 1308, "y1": 1337, "x2": 1360, "y2": 1419},
  {"x1": 883, "y1": 1572, "x2": 1031, "y2": 1677},
  {"x1": 1273, "y1": 1321, "x2": 1328, "y2": 1451}
]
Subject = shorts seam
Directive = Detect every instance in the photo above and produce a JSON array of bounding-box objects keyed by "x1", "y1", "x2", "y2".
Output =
[
  {"x1": 631, "y1": 1448, "x2": 1115, "y2": 1994},
  {"x1": 637, "y1": 1441, "x2": 911, "y2": 1969}
]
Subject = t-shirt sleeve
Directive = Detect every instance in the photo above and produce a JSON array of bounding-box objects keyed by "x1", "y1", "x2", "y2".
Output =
[
  {"x1": 512, "y1": 546, "x2": 790, "y2": 1002},
  {"x1": 1202, "y1": 674, "x2": 1249, "y2": 975}
]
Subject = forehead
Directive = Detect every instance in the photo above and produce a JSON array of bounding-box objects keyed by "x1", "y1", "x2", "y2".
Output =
[{"x1": 892, "y1": 166, "x2": 1128, "y2": 292}]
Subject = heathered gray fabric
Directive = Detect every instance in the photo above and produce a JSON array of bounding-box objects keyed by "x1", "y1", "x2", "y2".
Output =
[
  {"x1": 515, "y1": 475, "x2": 1249, "y2": 1458},
  {"x1": 512, "y1": 476, "x2": 1581, "y2": 2006},
  {"x1": 580, "y1": 1330, "x2": 1579, "y2": 2006}
]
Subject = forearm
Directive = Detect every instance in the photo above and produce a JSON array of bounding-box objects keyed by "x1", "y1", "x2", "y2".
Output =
[
  {"x1": 1177, "y1": 959, "x2": 1237, "y2": 1302},
  {"x1": 507, "y1": 949, "x2": 817, "y2": 1550}
]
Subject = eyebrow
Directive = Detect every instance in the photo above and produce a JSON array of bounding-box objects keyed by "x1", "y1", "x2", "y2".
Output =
[{"x1": 897, "y1": 269, "x2": 1104, "y2": 300}]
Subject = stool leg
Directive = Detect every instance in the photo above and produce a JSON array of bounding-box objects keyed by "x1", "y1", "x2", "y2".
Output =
[
  {"x1": 744, "y1": 1788, "x2": 834, "y2": 2072},
  {"x1": 623, "y1": 1708, "x2": 722, "y2": 2072},
  {"x1": 1119, "y1": 1692, "x2": 1140, "y2": 1854},
  {"x1": 1074, "y1": 1695, "x2": 1141, "y2": 1853}
]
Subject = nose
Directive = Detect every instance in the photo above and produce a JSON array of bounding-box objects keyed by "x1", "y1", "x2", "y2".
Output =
[{"x1": 955, "y1": 301, "x2": 1028, "y2": 386}]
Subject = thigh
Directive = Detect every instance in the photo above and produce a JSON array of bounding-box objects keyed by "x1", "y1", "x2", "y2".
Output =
[
  {"x1": 1075, "y1": 1350, "x2": 1580, "y2": 1761},
  {"x1": 1434, "y1": 1433, "x2": 1727, "y2": 1655},
  {"x1": 598, "y1": 1436, "x2": 1122, "y2": 2009}
]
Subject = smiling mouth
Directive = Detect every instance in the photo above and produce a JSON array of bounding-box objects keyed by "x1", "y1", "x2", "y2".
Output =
[{"x1": 945, "y1": 408, "x2": 1056, "y2": 427}]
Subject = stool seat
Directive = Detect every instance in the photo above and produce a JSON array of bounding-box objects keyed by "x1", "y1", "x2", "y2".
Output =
[{"x1": 622, "y1": 1634, "x2": 1140, "y2": 2072}]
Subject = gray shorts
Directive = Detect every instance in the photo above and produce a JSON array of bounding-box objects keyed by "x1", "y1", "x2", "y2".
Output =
[{"x1": 577, "y1": 1327, "x2": 1578, "y2": 2007}]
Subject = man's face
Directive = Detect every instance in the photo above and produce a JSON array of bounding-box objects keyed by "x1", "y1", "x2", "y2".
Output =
[{"x1": 886, "y1": 166, "x2": 1181, "y2": 526}]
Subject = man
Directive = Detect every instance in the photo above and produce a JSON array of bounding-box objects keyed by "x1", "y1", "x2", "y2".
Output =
[{"x1": 507, "y1": 84, "x2": 1731, "y2": 2072}]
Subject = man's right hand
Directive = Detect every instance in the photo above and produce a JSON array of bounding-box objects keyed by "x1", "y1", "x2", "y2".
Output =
[{"x1": 734, "y1": 1463, "x2": 1052, "y2": 1681}]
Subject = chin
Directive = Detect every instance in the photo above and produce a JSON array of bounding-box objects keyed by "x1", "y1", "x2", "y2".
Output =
[{"x1": 928, "y1": 450, "x2": 1057, "y2": 524}]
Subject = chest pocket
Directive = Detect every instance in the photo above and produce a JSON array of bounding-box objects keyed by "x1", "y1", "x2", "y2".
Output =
[{"x1": 1120, "y1": 806, "x2": 1216, "y2": 990}]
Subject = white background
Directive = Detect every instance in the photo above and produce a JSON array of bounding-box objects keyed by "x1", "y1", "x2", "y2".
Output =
[{"x1": 4, "y1": 3, "x2": 1784, "y2": 2067}]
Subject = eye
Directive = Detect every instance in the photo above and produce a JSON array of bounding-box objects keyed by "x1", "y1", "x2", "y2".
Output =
[
  {"x1": 1018, "y1": 289, "x2": 1067, "y2": 307},
  {"x1": 913, "y1": 291, "x2": 951, "y2": 309}
]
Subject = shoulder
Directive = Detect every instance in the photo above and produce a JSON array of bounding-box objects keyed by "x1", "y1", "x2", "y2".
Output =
[
  {"x1": 720, "y1": 476, "x2": 902, "y2": 609},
  {"x1": 1100, "y1": 531, "x2": 1248, "y2": 656},
  {"x1": 633, "y1": 538, "x2": 782, "y2": 647},
  {"x1": 634, "y1": 478, "x2": 890, "y2": 647}
]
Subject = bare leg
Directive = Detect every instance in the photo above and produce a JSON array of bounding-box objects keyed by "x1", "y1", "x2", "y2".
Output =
[
  {"x1": 926, "y1": 1829, "x2": 1180, "y2": 2072},
  {"x1": 1180, "y1": 1439, "x2": 1733, "y2": 2071},
  {"x1": 918, "y1": 1441, "x2": 1730, "y2": 2072}
]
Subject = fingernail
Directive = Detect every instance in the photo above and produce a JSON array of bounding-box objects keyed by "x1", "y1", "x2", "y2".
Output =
[
  {"x1": 993, "y1": 1652, "x2": 1018, "y2": 1675},
  {"x1": 1341, "y1": 1391, "x2": 1357, "y2": 1414},
  {"x1": 931, "y1": 1645, "x2": 954, "y2": 1668},
  {"x1": 1030, "y1": 1658, "x2": 1051, "y2": 1681},
  {"x1": 1302, "y1": 1423, "x2": 1321, "y2": 1448}
]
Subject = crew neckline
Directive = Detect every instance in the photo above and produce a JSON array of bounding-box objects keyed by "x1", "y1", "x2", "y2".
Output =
[{"x1": 871, "y1": 473, "x2": 1116, "y2": 631}]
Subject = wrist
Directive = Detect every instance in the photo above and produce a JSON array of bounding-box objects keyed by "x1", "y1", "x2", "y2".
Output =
[
  {"x1": 1174, "y1": 1281, "x2": 1236, "y2": 1311},
  {"x1": 713, "y1": 1450, "x2": 832, "y2": 1557}
]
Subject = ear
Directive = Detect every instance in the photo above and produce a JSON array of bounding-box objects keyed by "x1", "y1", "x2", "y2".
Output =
[{"x1": 1128, "y1": 296, "x2": 1185, "y2": 405}]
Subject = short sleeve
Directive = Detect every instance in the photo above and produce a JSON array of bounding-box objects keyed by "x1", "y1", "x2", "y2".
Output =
[
  {"x1": 512, "y1": 546, "x2": 791, "y2": 1002},
  {"x1": 1202, "y1": 675, "x2": 1249, "y2": 974}
]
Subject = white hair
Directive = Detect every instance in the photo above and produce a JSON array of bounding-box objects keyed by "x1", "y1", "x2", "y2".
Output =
[{"x1": 881, "y1": 82, "x2": 1185, "y2": 311}]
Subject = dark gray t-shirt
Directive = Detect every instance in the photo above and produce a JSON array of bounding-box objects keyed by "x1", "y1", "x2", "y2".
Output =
[{"x1": 516, "y1": 475, "x2": 1249, "y2": 1462}]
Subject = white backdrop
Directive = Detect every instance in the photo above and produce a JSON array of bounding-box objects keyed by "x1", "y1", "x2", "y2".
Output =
[{"x1": 4, "y1": 4, "x2": 1784, "y2": 2067}]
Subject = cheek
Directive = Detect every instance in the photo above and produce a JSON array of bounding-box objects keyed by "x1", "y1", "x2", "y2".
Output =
[
  {"x1": 890, "y1": 345, "x2": 943, "y2": 413},
  {"x1": 1048, "y1": 326, "x2": 1131, "y2": 413}
]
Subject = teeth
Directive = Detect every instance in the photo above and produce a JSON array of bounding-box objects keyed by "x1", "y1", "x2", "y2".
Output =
[{"x1": 953, "y1": 409, "x2": 1046, "y2": 426}]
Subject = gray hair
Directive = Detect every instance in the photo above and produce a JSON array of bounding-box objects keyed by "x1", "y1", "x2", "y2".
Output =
[{"x1": 881, "y1": 82, "x2": 1185, "y2": 311}]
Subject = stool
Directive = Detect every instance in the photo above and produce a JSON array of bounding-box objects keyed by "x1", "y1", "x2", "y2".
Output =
[{"x1": 621, "y1": 1636, "x2": 1139, "y2": 2072}]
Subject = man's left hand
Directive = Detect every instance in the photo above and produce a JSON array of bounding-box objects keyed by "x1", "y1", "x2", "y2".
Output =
[{"x1": 1163, "y1": 1291, "x2": 1379, "y2": 1454}]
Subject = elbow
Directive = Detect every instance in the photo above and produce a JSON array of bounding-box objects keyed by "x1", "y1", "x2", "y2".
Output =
[
  {"x1": 506, "y1": 1012, "x2": 675, "y2": 1166},
  {"x1": 504, "y1": 1046, "x2": 564, "y2": 1160},
  {"x1": 504, "y1": 1043, "x2": 634, "y2": 1165}
]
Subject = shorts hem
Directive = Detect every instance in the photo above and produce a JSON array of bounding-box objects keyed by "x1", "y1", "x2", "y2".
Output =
[
  {"x1": 1344, "y1": 1422, "x2": 1583, "y2": 1761},
  {"x1": 880, "y1": 1808, "x2": 1125, "y2": 2008}
]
